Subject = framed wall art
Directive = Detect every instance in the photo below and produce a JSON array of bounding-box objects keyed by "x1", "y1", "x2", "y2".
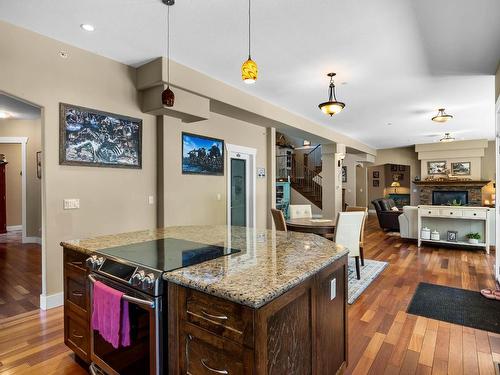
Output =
[
  {"x1": 451, "y1": 162, "x2": 471, "y2": 176},
  {"x1": 342, "y1": 166, "x2": 347, "y2": 182},
  {"x1": 182, "y1": 132, "x2": 224, "y2": 175},
  {"x1": 59, "y1": 103, "x2": 142, "y2": 168},
  {"x1": 427, "y1": 161, "x2": 447, "y2": 175},
  {"x1": 373, "y1": 179, "x2": 379, "y2": 187},
  {"x1": 372, "y1": 171, "x2": 379, "y2": 178}
]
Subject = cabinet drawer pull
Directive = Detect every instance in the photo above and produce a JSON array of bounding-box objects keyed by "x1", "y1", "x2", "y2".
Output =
[
  {"x1": 473, "y1": 213, "x2": 477, "y2": 216},
  {"x1": 201, "y1": 359, "x2": 228, "y2": 374},
  {"x1": 70, "y1": 261, "x2": 84, "y2": 267},
  {"x1": 71, "y1": 290, "x2": 83, "y2": 297},
  {"x1": 428, "y1": 211, "x2": 431, "y2": 214},
  {"x1": 72, "y1": 330, "x2": 84, "y2": 339},
  {"x1": 201, "y1": 310, "x2": 228, "y2": 321}
]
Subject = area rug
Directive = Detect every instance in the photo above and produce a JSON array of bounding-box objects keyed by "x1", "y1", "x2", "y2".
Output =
[
  {"x1": 348, "y1": 258, "x2": 388, "y2": 304},
  {"x1": 407, "y1": 282, "x2": 500, "y2": 334}
]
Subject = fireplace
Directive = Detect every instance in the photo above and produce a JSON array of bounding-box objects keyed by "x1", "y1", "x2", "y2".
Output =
[
  {"x1": 414, "y1": 180, "x2": 489, "y2": 207},
  {"x1": 432, "y1": 190, "x2": 468, "y2": 206}
]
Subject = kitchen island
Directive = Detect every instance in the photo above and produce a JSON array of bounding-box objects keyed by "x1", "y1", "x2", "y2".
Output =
[{"x1": 61, "y1": 225, "x2": 349, "y2": 375}]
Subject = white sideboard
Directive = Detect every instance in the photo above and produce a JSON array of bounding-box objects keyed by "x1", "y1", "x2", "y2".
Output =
[{"x1": 417, "y1": 205, "x2": 491, "y2": 253}]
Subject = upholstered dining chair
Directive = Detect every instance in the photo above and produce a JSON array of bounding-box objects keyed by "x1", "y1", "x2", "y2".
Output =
[
  {"x1": 289, "y1": 204, "x2": 312, "y2": 219},
  {"x1": 345, "y1": 206, "x2": 368, "y2": 266},
  {"x1": 334, "y1": 211, "x2": 365, "y2": 280},
  {"x1": 271, "y1": 209, "x2": 287, "y2": 232}
]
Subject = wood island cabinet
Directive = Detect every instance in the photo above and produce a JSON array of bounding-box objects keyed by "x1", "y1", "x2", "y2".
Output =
[{"x1": 168, "y1": 255, "x2": 348, "y2": 375}]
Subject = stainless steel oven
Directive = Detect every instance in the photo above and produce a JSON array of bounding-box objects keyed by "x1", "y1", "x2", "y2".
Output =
[{"x1": 88, "y1": 273, "x2": 164, "y2": 375}]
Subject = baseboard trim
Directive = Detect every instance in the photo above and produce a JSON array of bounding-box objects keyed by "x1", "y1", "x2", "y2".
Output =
[
  {"x1": 40, "y1": 292, "x2": 64, "y2": 310},
  {"x1": 7, "y1": 225, "x2": 22, "y2": 231},
  {"x1": 368, "y1": 209, "x2": 376, "y2": 214},
  {"x1": 23, "y1": 236, "x2": 42, "y2": 244}
]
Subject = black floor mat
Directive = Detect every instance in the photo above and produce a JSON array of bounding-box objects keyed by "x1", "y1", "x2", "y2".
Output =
[{"x1": 407, "y1": 282, "x2": 500, "y2": 334}]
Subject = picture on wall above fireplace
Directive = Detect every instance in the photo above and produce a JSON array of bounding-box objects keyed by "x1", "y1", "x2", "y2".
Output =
[
  {"x1": 427, "y1": 161, "x2": 447, "y2": 175},
  {"x1": 451, "y1": 162, "x2": 471, "y2": 176}
]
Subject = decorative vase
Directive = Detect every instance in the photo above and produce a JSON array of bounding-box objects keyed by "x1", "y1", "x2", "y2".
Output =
[
  {"x1": 468, "y1": 238, "x2": 479, "y2": 244},
  {"x1": 421, "y1": 227, "x2": 430, "y2": 240}
]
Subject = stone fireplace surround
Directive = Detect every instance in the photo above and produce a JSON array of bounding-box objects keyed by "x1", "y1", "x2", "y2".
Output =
[{"x1": 414, "y1": 180, "x2": 490, "y2": 206}]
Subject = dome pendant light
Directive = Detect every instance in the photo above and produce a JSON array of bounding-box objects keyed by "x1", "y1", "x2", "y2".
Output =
[
  {"x1": 318, "y1": 73, "x2": 345, "y2": 116},
  {"x1": 241, "y1": 0, "x2": 258, "y2": 84},
  {"x1": 440, "y1": 133, "x2": 455, "y2": 143},
  {"x1": 162, "y1": 0, "x2": 175, "y2": 107},
  {"x1": 432, "y1": 108, "x2": 453, "y2": 123}
]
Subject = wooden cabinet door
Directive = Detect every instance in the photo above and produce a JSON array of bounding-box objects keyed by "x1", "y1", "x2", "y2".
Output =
[{"x1": 0, "y1": 164, "x2": 7, "y2": 234}]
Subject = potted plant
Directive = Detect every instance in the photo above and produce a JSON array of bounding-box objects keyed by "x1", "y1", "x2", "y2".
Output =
[{"x1": 466, "y1": 232, "x2": 481, "y2": 244}]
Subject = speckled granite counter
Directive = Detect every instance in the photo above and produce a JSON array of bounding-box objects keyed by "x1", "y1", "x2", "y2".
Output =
[{"x1": 61, "y1": 226, "x2": 348, "y2": 308}]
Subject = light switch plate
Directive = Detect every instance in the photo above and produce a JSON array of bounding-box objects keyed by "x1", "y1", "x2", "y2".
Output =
[
  {"x1": 330, "y1": 278, "x2": 336, "y2": 300},
  {"x1": 63, "y1": 198, "x2": 80, "y2": 210}
]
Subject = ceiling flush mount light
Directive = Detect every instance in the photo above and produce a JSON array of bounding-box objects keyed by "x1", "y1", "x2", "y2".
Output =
[
  {"x1": 80, "y1": 24, "x2": 95, "y2": 32},
  {"x1": 161, "y1": 0, "x2": 175, "y2": 107},
  {"x1": 432, "y1": 108, "x2": 453, "y2": 123},
  {"x1": 241, "y1": 0, "x2": 258, "y2": 84},
  {"x1": 440, "y1": 133, "x2": 455, "y2": 142},
  {"x1": 319, "y1": 73, "x2": 345, "y2": 116},
  {"x1": 303, "y1": 140, "x2": 311, "y2": 147}
]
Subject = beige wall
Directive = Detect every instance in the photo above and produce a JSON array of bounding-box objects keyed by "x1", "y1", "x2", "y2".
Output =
[
  {"x1": 161, "y1": 113, "x2": 268, "y2": 228},
  {"x1": 0, "y1": 21, "x2": 157, "y2": 297},
  {"x1": 370, "y1": 146, "x2": 421, "y2": 205},
  {"x1": 290, "y1": 188, "x2": 322, "y2": 216},
  {"x1": 496, "y1": 63, "x2": 500, "y2": 101},
  {"x1": 342, "y1": 154, "x2": 358, "y2": 207},
  {"x1": 0, "y1": 144, "x2": 21, "y2": 226},
  {"x1": 482, "y1": 140, "x2": 496, "y2": 204},
  {"x1": 0, "y1": 119, "x2": 42, "y2": 237}
]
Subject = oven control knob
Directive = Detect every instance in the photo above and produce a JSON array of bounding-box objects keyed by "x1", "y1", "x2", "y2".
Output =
[
  {"x1": 131, "y1": 270, "x2": 145, "y2": 286},
  {"x1": 96, "y1": 257, "x2": 104, "y2": 267},
  {"x1": 142, "y1": 274, "x2": 156, "y2": 290}
]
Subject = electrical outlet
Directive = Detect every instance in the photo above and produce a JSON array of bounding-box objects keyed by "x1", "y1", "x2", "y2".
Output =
[
  {"x1": 148, "y1": 195, "x2": 155, "y2": 205},
  {"x1": 330, "y1": 278, "x2": 337, "y2": 300},
  {"x1": 63, "y1": 199, "x2": 80, "y2": 210}
]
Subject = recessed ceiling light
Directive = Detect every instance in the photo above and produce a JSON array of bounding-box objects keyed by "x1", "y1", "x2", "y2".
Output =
[
  {"x1": 387, "y1": 122, "x2": 392, "y2": 126},
  {"x1": 59, "y1": 51, "x2": 69, "y2": 59},
  {"x1": 0, "y1": 111, "x2": 11, "y2": 119},
  {"x1": 80, "y1": 24, "x2": 95, "y2": 32}
]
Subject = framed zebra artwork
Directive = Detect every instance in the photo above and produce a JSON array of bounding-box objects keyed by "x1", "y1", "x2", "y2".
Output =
[{"x1": 59, "y1": 103, "x2": 142, "y2": 168}]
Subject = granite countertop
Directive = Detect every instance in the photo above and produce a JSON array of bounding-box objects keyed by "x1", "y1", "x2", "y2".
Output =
[{"x1": 61, "y1": 226, "x2": 348, "y2": 308}]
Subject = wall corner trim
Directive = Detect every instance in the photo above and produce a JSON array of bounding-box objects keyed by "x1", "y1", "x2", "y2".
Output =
[{"x1": 39, "y1": 292, "x2": 63, "y2": 310}]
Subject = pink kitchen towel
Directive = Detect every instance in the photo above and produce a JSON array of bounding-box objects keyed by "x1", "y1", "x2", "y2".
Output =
[{"x1": 91, "y1": 281, "x2": 130, "y2": 348}]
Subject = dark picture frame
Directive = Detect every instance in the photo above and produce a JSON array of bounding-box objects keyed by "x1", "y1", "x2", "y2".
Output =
[
  {"x1": 372, "y1": 171, "x2": 379, "y2": 179},
  {"x1": 393, "y1": 173, "x2": 403, "y2": 182},
  {"x1": 59, "y1": 103, "x2": 142, "y2": 168},
  {"x1": 447, "y1": 230, "x2": 458, "y2": 242},
  {"x1": 398, "y1": 165, "x2": 406, "y2": 171},
  {"x1": 451, "y1": 162, "x2": 471, "y2": 176},
  {"x1": 36, "y1": 151, "x2": 42, "y2": 179},
  {"x1": 373, "y1": 179, "x2": 379, "y2": 187},
  {"x1": 342, "y1": 166, "x2": 347, "y2": 182},
  {"x1": 427, "y1": 161, "x2": 447, "y2": 175},
  {"x1": 390, "y1": 164, "x2": 398, "y2": 171},
  {"x1": 182, "y1": 132, "x2": 224, "y2": 175}
]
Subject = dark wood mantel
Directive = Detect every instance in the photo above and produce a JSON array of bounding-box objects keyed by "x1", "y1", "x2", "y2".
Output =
[{"x1": 413, "y1": 180, "x2": 490, "y2": 187}]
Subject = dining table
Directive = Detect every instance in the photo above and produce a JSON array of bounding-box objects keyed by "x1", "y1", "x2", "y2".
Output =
[{"x1": 286, "y1": 218, "x2": 335, "y2": 238}]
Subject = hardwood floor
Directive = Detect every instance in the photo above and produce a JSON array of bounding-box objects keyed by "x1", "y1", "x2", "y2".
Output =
[
  {"x1": 0, "y1": 231, "x2": 42, "y2": 319},
  {"x1": 0, "y1": 216, "x2": 498, "y2": 374},
  {"x1": 346, "y1": 215, "x2": 499, "y2": 375}
]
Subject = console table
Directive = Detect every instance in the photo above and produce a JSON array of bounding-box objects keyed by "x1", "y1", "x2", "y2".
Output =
[{"x1": 417, "y1": 205, "x2": 491, "y2": 254}]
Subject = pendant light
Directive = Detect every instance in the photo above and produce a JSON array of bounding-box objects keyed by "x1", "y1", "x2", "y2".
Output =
[
  {"x1": 241, "y1": 0, "x2": 258, "y2": 84},
  {"x1": 318, "y1": 73, "x2": 345, "y2": 116},
  {"x1": 162, "y1": 0, "x2": 175, "y2": 107},
  {"x1": 440, "y1": 133, "x2": 455, "y2": 142},
  {"x1": 432, "y1": 108, "x2": 453, "y2": 123}
]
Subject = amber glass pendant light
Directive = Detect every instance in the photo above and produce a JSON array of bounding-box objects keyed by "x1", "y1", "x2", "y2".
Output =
[
  {"x1": 241, "y1": 0, "x2": 258, "y2": 84},
  {"x1": 162, "y1": 0, "x2": 175, "y2": 107},
  {"x1": 318, "y1": 73, "x2": 345, "y2": 116},
  {"x1": 432, "y1": 108, "x2": 453, "y2": 123}
]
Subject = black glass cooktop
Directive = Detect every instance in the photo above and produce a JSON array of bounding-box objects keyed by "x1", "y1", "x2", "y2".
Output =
[{"x1": 96, "y1": 238, "x2": 240, "y2": 272}]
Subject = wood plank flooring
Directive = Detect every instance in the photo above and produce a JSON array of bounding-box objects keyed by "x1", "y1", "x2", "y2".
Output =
[
  {"x1": 0, "y1": 215, "x2": 498, "y2": 374},
  {"x1": 346, "y1": 215, "x2": 499, "y2": 375},
  {"x1": 0, "y1": 231, "x2": 41, "y2": 319}
]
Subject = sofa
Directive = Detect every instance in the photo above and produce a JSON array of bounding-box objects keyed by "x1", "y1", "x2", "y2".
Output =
[
  {"x1": 371, "y1": 198, "x2": 403, "y2": 231},
  {"x1": 398, "y1": 206, "x2": 418, "y2": 239}
]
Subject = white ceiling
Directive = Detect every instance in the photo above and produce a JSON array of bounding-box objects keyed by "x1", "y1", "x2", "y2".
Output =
[
  {"x1": 0, "y1": 93, "x2": 41, "y2": 120},
  {"x1": 1, "y1": 0, "x2": 498, "y2": 149}
]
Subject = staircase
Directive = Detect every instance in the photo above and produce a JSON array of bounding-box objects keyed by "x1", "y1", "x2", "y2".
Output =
[{"x1": 277, "y1": 145, "x2": 323, "y2": 209}]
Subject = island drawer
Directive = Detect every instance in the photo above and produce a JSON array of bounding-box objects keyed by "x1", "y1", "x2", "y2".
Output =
[
  {"x1": 462, "y1": 210, "x2": 487, "y2": 219},
  {"x1": 184, "y1": 289, "x2": 254, "y2": 347},
  {"x1": 65, "y1": 277, "x2": 87, "y2": 312},
  {"x1": 181, "y1": 323, "x2": 253, "y2": 375},
  {"x1": 65, "y1": 313, "x2": 90, "y2": 360},
  {"x1": 64, "y1": 249, "x2": 88, "y2": 272},
  {"x1": 439, "y1": 208, "x2": 463, "y2": 217}
]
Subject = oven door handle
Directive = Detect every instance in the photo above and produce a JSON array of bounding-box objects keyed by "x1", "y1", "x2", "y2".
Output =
[{"x1": 88, "y1": 274, "x2": 155, "y2": 309}]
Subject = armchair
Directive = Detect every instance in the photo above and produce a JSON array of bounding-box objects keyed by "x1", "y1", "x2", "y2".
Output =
[{"x1": 371, "y1": 198, "x2": 403, "y2": 231}]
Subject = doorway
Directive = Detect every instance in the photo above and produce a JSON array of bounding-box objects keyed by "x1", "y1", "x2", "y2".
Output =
[
  {"x1": 355, "y1": 164, "x2": 367, "y2": 208},
  {"x1": 226, "y1": 144, "x2": 256, "y2": 228}
]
